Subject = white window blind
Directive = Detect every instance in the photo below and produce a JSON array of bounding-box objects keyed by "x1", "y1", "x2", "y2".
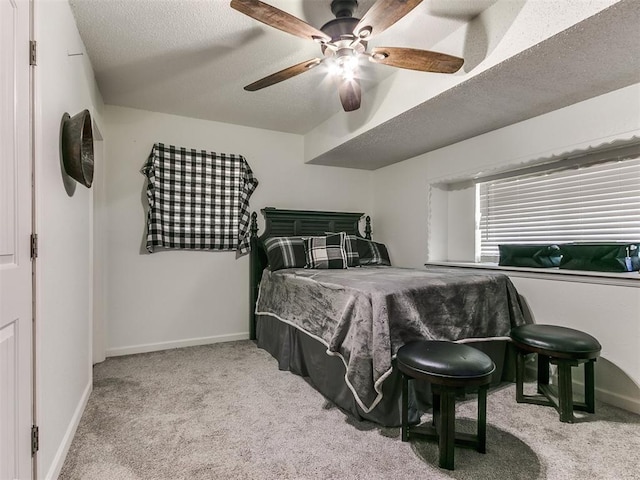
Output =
[{"x1": 477, "y1": 154, "x2": 640, "y2": 262}]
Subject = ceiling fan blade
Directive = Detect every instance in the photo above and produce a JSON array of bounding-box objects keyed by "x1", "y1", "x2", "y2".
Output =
[
  {"x1": 230, "y1": 0, "x2": 331, "y2": 42},
  {"x1": 369, "y1": 47, "x2": 464, "y2": 73},
  {"x1": 244, "y1": 58, "x2": 322, "y2": 91},
  {"x1": 353, "y1": 0, "x2": 423, "y2": 39},
  {"x1": 337, "y1": 78, "x2": 361, "y2": 112}
]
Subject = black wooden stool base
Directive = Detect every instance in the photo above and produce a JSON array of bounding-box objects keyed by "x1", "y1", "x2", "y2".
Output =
[
  {"x1": 397, "y1": 340, "x2": 495, "y2": 471},
  {"x1": 511, "y1": 324, "x2": 601, "y2": 424},
  {"x1": 515, "y1": 352, "x2": 597, "y2": 423},
  {"x1": 402, "y1": 377, "x2": 488, "y2": 470}
]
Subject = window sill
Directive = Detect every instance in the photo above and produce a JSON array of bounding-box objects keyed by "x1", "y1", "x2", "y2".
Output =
[{"x1": 425, "y1": 261, "x2": 640, "y2": 288}]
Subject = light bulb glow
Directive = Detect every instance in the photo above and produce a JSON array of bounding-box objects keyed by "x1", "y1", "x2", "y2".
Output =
[
  {"x1": 327, "y1": 51, "x2": 360, "y2": 80},
  {"x1": 342, "y1": 69, "x2": 355, "y2": 81},
  {"x1": 327, "y1": 61, "x2": 342, "y2": 77}
]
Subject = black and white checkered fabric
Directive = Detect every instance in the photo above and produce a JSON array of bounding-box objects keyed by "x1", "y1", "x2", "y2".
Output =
[
  {"x1": 142, "y1": 143, "x2": 258, "y2": 254},
  {"x1": 342, "y1": 234, "x2": 361, "y2": 267},
  {"x1": 304, "y1": 232, "x2": 348, "y2": 269},
  {"x1": 357, "y1": 238, "x2": 392, "y2": 266},
  {"x1": 264, "y1": 236, "x2": 306, "y2": 271}
]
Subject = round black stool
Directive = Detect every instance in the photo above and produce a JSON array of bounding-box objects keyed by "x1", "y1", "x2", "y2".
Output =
[
  {"x1": 397, "y1": 340, "x2": 495, "y2": 470},
  {"x1": 510, "y1": 324, "x2": 601, "y2": 423}
]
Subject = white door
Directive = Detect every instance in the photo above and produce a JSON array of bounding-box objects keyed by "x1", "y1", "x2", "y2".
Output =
[{"x1": 0, "y1": 0, "x2": 34, "y2": 478}]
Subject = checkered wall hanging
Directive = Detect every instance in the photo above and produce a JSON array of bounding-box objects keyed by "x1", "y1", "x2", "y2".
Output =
[{"x1": 142, "y1": 143, "x2": 259, "y2": 255}]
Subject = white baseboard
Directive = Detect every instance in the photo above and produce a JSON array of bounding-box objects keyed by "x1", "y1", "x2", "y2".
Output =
[
  {"x1": 594, "y1": 387, "x2": 640, "y2": 414},
  {"x1": 576, "y1": 379, "x2": 640, "y2": 415},
  {"x1": 105, "y1": 332, "x2": 250, "y2": 357},
  {"x1": 45, "y1": 381, "x2": 92, "y2": 480}
]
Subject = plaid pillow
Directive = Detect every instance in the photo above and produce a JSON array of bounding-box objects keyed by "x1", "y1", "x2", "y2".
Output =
[
  {"x1": 325, "y1": 232, "x2": 360, "y2": 267},
  {"x1": 264, "y1": 236, "x2": 306, "y2": 271},
  {"x1": 357, "y1": 238, "x2": 391, "y2": 266},
  {"x1": 304, "y1": 233, "x2": 348, "y2": 269}
]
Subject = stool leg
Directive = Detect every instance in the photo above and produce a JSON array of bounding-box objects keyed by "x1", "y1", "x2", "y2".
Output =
[
  {"x1": 439, "y1": 389, "x2": 456, "y2": 470},
  {"x1": 537, "y1": 354, "x2": 550, "y2": 394},
  {"x1": 402, "y1": 374, "x2": 409, "y2": 442},
  {"x1": 557, "y1": 361, "x2": 574, "y2": 423},
  {"x1": 477, "y1": 385, "x2": 487, "y2": 454},
  {"x1": 584, "y1": 359, "x2": 596, "y2": 414},
  {"x1": 515, "y1": 350, "x2": 525, "y2": 403},
  {"x1": 432, "y1": 391, "x2": 440, "y2": 428}
]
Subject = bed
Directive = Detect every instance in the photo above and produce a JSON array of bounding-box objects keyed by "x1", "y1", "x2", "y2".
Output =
[{"x1": 249, "y1": 208, "x2": 527, "y2": 427}]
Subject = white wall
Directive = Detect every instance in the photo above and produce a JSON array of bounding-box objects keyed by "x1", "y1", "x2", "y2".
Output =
[
  {"x1": 372, "y1": 84, "x2": 640, "y2": 413},
  {"x1": 35, "y1": 0, "x2": 104, "y2": 478},
  {"x1": 103, "y1": 106, "x2": 373, "y2": 356}
]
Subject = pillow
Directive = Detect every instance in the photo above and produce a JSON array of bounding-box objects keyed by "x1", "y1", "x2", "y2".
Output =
[
  {"x1": 357, "y1": 238, "x2": 391, "y2": 266},
  {"x1": 304, "y1": 232, "x2": 348, "y2": 269},
  {"x1": 263, "y1": 236, "x2": 306, "y2": 271},
  {"x1": 325, "y1": 232, "x2": 360, "y2": 267}
]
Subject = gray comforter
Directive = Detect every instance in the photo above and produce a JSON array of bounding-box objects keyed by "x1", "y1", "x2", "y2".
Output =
[{"x1": 256, "y1": 266, "x2": 525, "y2": 413}]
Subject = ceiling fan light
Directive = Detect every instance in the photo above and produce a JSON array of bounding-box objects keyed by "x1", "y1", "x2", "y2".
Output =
[
  {"x1": 342, "y1": 69, "x2": 356, "y2": 81},
  {"x1": 326, "y1": 55, "x2": 359, "y2": 81},
  {"x1": 327, "y1": 61, "x2": 343, "y2": 77},
  {"x1": 340, "y1": 54, "x2": 358, "y2": 69},
  {"x1": 334, "y1": 48, "x2": 359, "y2": 78}
]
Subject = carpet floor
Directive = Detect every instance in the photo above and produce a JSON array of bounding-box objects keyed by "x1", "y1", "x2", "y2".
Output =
[{"x1": 59, "y1": 340, "x2": 640, "y2": 479}]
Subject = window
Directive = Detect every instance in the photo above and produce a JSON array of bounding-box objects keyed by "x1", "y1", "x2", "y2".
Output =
[{"x1": 477, "y1": 150, "x2": 640, "y2": 263}]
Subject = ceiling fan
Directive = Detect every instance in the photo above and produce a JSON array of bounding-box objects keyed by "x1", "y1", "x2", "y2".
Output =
[{"x1": 230, "y1": 0, "x2": 464, "y2": 112}]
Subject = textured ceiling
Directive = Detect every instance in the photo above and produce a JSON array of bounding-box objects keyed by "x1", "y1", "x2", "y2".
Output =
[
  {"x1": 69, "y1": 0, "x2": 494, "y2": 134},
  {"x1": 69, "y1": 0, "x2": 639, "y2": 170},
  {"x1": 309, "y1": 0, "x2": 640, "y2": 169}
]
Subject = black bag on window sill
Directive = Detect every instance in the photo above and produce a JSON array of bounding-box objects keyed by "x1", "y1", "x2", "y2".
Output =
[
  {"x1": 558, "y1": 243, "x2": 640, "y2": 272},
  {"x1": 499, "y1": 244, "x2": 562, "y2": 268}
]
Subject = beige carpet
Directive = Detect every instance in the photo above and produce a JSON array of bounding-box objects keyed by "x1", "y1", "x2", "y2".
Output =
[{"x1": 59, "y1": 341, "x2": 640, "y2": 479}]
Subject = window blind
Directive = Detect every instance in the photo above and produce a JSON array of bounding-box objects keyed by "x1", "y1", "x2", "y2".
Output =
[{"x1": 477, "y1": 155, "x2": 640, "y2": 262}]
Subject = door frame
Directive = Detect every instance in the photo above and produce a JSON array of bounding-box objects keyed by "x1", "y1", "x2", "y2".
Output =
[
  {"x1": 29, "y1": 0, "x2": 37, "y2": 477},
  {"x1": 0, "y1": 0, "x2": 36, "y2": 477}
]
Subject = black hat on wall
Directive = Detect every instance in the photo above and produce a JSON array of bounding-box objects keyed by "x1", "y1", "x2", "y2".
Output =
[{"x1": 61, "y1": 109, "x2": 94, "y2": 188}]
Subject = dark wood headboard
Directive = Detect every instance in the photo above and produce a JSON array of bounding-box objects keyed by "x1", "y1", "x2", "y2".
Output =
[{"x1": 248, "y1": 207, "x2": 371, "y2": 340}]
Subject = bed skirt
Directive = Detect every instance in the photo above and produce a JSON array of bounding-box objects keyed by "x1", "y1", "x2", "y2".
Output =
[{"x1": 256, "y1": 314, "x2": 516, "y2": 427}]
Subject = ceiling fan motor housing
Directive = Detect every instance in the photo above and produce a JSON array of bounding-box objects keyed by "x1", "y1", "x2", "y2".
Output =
[
  {"x1": 321, "y1": 17, "x2": 359, "y2": 41},
  {"x1": 320, "y1": 17, "x2": 367, "y2": 56}
]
